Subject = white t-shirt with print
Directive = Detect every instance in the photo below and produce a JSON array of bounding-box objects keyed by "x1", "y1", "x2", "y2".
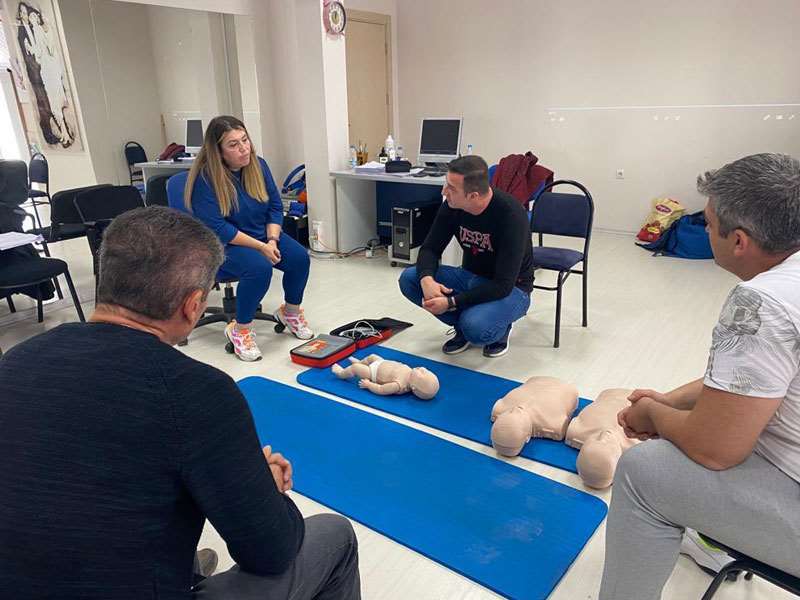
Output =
[{"x1": 704, "y1": 250, "x2": 800, "y2": 481}]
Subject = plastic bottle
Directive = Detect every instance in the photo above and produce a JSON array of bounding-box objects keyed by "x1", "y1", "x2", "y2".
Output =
[
  {"x1": 385, "y1": 134, "x2": 395, "y2": 161},
  {"x1": 396, "y1": 145, "x2": 404, "y2": 159},
  {"x1": 378, "y1": 146, "x2": 388, "y2": 164},
  {"x1": 466, "y1": 144, "x2": 473, "y2": 155},
  {"x1": 349, "y1": 145, "x2": 357, "y2": 168}
]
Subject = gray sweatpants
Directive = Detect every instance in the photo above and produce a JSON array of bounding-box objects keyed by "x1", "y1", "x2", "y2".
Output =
[
  {"x1": 599, "y1": 439, "x2": 800, "y2": 600},
  {"x1": 193, "y1": 514, "x2": 360, "y2": 600}
]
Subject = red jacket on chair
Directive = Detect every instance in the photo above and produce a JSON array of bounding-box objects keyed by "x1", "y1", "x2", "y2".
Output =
[{"x1": 491, "y1": 151, "x2": 554, "y2": 208}]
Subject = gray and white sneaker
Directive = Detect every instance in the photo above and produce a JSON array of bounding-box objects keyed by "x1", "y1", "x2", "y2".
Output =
[{"x1": 680, "y1": 528, "x2": 734, "y2": 575}]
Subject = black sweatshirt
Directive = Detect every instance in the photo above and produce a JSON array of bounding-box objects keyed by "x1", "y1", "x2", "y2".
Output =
[
  {"x1": 416, "y1": 188, "x2": 534, "y2": 307},
  {"x1": 0, "y1": 323, "x2": 305, "y2": 600}
]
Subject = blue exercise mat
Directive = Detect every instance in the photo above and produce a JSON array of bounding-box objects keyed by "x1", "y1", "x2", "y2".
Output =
[
  {"x1": 296, "y1": 347, "x2": 591, "y2": 474},
  {"x1": 239, "y1": 377, "x2": 607, "y2": 600}
]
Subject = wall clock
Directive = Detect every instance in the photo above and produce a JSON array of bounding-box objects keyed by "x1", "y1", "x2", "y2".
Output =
[{"x1": 323, "y1": 0, "x2": 346, "y2": 35}]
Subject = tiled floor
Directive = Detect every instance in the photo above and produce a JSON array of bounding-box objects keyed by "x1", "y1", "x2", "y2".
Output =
[{"x1": 1, "y1": 229, "x2": 791, "y2": 599}]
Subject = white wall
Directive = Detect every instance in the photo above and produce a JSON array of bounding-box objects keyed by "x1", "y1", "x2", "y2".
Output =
[
  {"x1": 147, "y1": 5, "x2": 202, "y2": 145},
  {"x1": 289, "y1": 0, "x2": 349, "y2": 250},
  {"x1": 58, "y1": 0, "x2": 163, "y2": 187},
  {"x1": 148, "y1": 6, "x2": 242, "y2": 149},
  {"x1": 396, "y1": 0, "x2": 800, "y2": 232},
  {"x1": 249, "y1": 1, "x2": 304, "y2": 182},
  {"x1": 234, "y1": 14, "x2": 262, "y2": 154},
  {"x1": 114, "y1": 0, "x2": 252, "y2": 15}
]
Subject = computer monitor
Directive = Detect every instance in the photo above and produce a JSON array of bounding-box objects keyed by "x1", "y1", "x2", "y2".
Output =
[
  {"x1": 417, "y1": 117, "x2": 462, "y2": 166},
  {"x1": 185, "y1": 119, "x2": 204, "y2": 155}
]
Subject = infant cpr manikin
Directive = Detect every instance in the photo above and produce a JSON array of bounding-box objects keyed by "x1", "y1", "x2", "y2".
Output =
[{"x1": 332, "y1": 354, "x2": 439, "y2": 400}]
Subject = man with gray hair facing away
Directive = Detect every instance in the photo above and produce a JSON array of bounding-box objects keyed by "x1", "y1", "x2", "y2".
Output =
[
  {"x1": 599, "y1": 153, "x2": 800, "y2": 599},
  {"x1": 0, "y1": 206, "x2": 360, "y2": 600}
]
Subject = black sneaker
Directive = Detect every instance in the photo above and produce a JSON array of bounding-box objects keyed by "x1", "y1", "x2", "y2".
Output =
[
  {"x1": 442, "y1": 328, "x2": 470, "y2": 354},
  {"x1": 483, "y1": 325, "x2": 512, "y2": 358}
]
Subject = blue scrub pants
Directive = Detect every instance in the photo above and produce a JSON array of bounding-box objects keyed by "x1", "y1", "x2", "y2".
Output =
[{"x1": 217, "y1": 233, "x2": 310, "y2": 324}]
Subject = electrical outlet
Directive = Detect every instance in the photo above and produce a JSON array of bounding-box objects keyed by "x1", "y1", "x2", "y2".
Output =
[
  {"x1": 310, "y1": 220, "x2": 324, "y2": 251},
  {"x1": 616, "y1": 169, "x2": 625, "y2": 180}
]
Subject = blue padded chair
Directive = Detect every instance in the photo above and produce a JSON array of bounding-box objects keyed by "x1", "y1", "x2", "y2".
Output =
[
  {"x1": 530, "y1": 180, "x2": 594, "y2": 348},
  {"x1": 165, "y1": 172, "x2": 283, "y2": 349},
  {"x1": 165, "y1": 171, "x2": 188, "y2": 212},
  {"x1": 698, "y1": 534, "x2": 800, "y2": 599}
]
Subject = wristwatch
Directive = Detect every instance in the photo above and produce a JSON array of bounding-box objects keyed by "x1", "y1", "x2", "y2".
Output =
[{"x1": 446, "y1": 295, "x2": 457, "y2": 312}]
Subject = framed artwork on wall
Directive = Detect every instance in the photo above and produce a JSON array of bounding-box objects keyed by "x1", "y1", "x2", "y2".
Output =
[{"x1": 2, "y1": 0, "x2": 83, "y2": 152}]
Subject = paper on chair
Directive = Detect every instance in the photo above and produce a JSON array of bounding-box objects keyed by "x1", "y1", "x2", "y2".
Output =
[{"x1": 0, "y1": 232, "x2": 44, "y2": 251}]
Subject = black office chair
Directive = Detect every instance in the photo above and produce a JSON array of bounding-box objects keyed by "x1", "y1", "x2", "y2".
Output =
[
  {"x1": 1, "y1": 158, "x2": 65, "y2": 300},
  {"x1": 124, "y1": 141, "x2": 147, "y2": 189},
  {"x1": 165, "y1": 171, "x2": 284, "y2": 348},
  {"x1": 2, "y1": 160, "x2": 38, "y2": 237},
  {"x1": 145, "y1": 174, "x2": 171, "y2": 206},
  {"x1": 26, "y1": 153, "x2": 51, "y2": 229},
  {"x1": 1, "y1": 163, "x2": 84, "y2": 323},
  {"x1": 698, "y1": 534, "x2": 800, "y2": 599},
  {"x1": 30, "y1": 184, "x2": 113, "y2": 245},
  {"x1": 529, "y1": 180, "x2": 594, "y2": 348},
  {"x1": 0, "y1": 252, "x2": 85, "y2": 324},
  {"x1": 74, "y1": 185, "x2": 145, "y2": 292}
]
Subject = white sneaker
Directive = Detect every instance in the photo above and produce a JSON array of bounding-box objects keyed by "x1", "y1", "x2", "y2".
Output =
[
  {"x1": 224, "y1": 321, "x2": 263, "y2": 362},
  {"x1": 680, "y1": 528, "x2": 735, "y2": 575},
  {"x1": 275, "y1": 305, "x2": 314, "y2": 340}
]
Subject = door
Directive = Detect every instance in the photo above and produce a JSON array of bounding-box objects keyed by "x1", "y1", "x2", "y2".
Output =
[{"x1": 345, "y1": 12, "x2": 392, "y2": 162}]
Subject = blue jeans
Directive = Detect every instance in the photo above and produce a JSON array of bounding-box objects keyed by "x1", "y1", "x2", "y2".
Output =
[
  {"x1": 398, "y1": 266, "x2": 531, "y2": 345},
  {"x1": 217, "y1": 233, "x2": 310, "y2": 323}
]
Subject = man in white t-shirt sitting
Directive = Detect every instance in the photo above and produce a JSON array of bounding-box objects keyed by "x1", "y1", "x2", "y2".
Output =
[{"x1": 598, "y1": 153, "x2": 800, "y2": 600}]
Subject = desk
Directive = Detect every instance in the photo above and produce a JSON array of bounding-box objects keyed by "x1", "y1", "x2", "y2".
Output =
[
  {"x1": 331, "y1": 169, "x2": 461, "y2": 266},
  {"x1": 135, "y1": 161, "x2": 193, "y2": 189}
]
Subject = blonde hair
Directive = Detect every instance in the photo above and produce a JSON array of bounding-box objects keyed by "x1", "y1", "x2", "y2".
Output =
[{"x1": 184, "y1": 115, "x2": 267, "y2": 216}]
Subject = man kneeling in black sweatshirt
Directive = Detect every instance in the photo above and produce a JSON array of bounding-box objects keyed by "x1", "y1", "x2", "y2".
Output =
[{"x1": 399, "y1": 155, "x2": 534, "y2": 357}]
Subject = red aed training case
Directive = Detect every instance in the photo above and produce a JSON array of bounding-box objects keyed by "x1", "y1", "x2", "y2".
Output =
[{"x1": 289, "y1": 334, "x2": 356, "y2": 368}]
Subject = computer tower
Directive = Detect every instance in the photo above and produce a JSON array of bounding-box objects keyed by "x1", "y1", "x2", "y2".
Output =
[
  {"x1": 375, "y1": 181, "x2": 442, "y2": 244},
  {"x1": 389, "y1": 202, "x2": 439, "y2": 266}
]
